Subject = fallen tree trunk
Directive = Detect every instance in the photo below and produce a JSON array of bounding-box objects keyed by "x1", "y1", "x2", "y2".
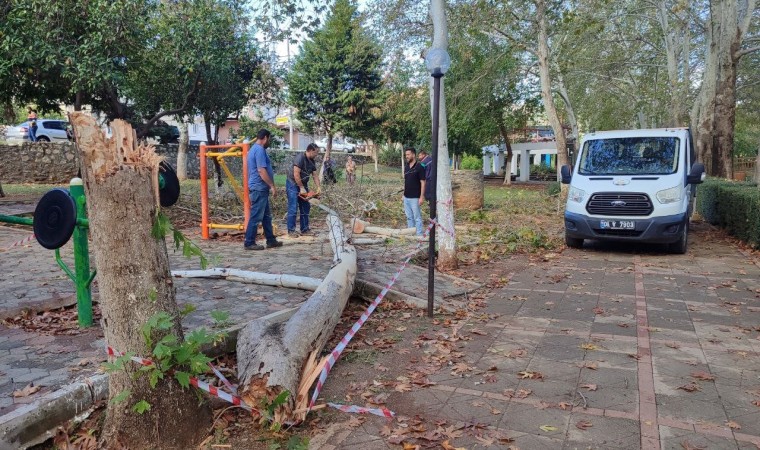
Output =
[
  {"x1": 351, "y1": 218, "x2": 416, "y2": 236},
  {"x1": 236, "y1": 213, "x2": 356, "y2": 423},
  {"x1": 172, "y1": 268, "x2": 322, "y2": 291}
]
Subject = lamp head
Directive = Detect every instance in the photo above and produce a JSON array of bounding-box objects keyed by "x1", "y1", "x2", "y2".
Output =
[{"x1": 425, "y1": 48, "x2": 451, "y2": 76}]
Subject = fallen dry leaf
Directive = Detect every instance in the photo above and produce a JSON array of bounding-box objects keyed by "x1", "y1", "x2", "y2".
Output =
[
  {"x1": 690, "y1": 371, "x2": 716, "y2": 381},
  {"x1": 580, "y1": 383, "x2": 598, "y2": 391},
  {"x1": 617, "y1": 322, "x2": 630, "y2": 328},
  {"x1": 592, "y1": 307, "x2": 605, "y2": 315},
  {"x1": 725, "y1": 420, "x2": 741, "y2": 430},
  {"x1": 402, "y1": 442, "x2": 420, "y2": 450},
  {"x1": 665, "y1": 342, "x2": 681, "y2": 349},
  {"x1": 539, "y1": 425, "x2": 558, "y2": 432},
  {"x1": 12, "y1": 384, "x2": 41, "y2": 398},
  {"x1": 475, "y1": 435, "x2": 495, "y2": 446},
  {"x1": 440, "y1": 440, "x2": 466, "y2": 450},
  {"x1": 580, "y1": 343, "x2": 599, "y2": 350},
  {"x1": 517, "y1": 371, "x2": 544, "y2": 381},
  {"x1": 575, "y1": 420, "x2": 593, "y2": 430},
  {"x1": 580, "y1": 361, "x2": 598, "y2": 370},
  {"x1": 677, "y1": 382, "x2": 701, "y2": 393},
  {"x1": 558, "y1": 402, "x2": 572, "y2": 410},
  {"x1": 503, "y1": 388, "x2": 533, "y2": 399},
  {"x1": 347, "y1": 416, "x2": 366, "y2": 428}
]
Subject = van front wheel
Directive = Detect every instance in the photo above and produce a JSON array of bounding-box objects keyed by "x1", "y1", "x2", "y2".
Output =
[
  {"x1": 668, "y1": 221, "x2": 689, "y2": 254},
  {"x1": 565, "y1": 234, "x2": 584, "y2": 249}
]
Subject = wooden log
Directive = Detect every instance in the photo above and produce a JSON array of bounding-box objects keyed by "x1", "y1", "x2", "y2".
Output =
[
  {"x1": 171, "y1": 268, "x2": 322, "y2": 291},
  {"x1": 363, "y1": 225, "x2": 417, "y2": 236},
  {"x1": 236, "y1": 213, "x2": 356, "y2": 423}
]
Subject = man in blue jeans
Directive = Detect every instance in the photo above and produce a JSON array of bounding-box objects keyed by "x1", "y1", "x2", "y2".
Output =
[
  {"x1": 286, "y1": 143, "x2": 321, "y2": 237},
  {"x1": 403, "y1": 147, "x2": 426, "y2": 236},
  {"x1": 243, "y1": 129, "x2": 283, "y2": 250}
]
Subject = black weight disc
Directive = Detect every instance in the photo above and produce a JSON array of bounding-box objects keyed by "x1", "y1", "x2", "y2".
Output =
[
  {"x1": 33, "y1": 189, "x2": 77, "y2": 250},
  {"x1": 159, "y1": 161, "x2": 180, "y2": 207}
]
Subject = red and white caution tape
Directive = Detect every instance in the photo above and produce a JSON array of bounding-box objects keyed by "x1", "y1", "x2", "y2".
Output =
[
  {"x1": 431, "y1": 218, "x2": 456, "y2": 238},
  {"x1": 208, "y1": 362, "x2": 237, "y2": 394},
  {"x1": 327, "y1": 403, "x2": 394, "y2": 418},
  {"x1": 1, "y1": 233, "x2": 35, "y2": 251},
  {"x1": 106, "y1": 346, "x2": 253, "y2": 413},
  {"x1": 307, "y1": 222, "x2": 436, "y2": 416}
]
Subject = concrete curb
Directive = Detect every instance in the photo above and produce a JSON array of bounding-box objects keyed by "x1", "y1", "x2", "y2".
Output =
[{"x1": 0, "y1": 306, "x2": 300, "y2": 450}]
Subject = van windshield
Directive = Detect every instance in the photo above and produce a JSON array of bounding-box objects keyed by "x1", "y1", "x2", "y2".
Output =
[{"x1": 578, "y1": 137, "x2": 680, "y2": 176}]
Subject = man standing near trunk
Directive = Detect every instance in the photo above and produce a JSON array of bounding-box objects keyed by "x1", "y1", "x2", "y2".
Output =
[
  {"x1": 243, "y1": 129, "x2": 283, "y2": 250},
  {"x1": 418, "y1": 150, "x2": 433, "y2": 202},
  {"x1": 403, "y1": 147, "x2": 426, "y2": 236},
  {"x1": 286, "y1": 143, "x2": 321, "y2": 237}
]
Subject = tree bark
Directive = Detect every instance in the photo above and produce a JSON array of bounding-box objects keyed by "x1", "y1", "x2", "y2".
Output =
[
  {"x1": 536, "y1": 0, "x2": 568, "y2": 179},
  {"x1": 236, "y1": 214, "x2": 356, "y2": 423},
  {"x1": 498, "y1": 122, "x2": 513, "y2": 186},
  {"x1": 70, "y1": 113, "x2": 210, "y2": 449},
  {"x1": 177, "y1": 121, "x2": 189, "y2": 181},
  {"x1": 172, "y1": 268, "x2": 322, "y2": 291},
  {"x1": 429, "y1": 0, "x2": 457, "y2": 270}
]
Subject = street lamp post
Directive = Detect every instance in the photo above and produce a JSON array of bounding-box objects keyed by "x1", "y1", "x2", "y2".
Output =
[{"x1": 424, "y1": 48, "x2": 451, "y2": 318}]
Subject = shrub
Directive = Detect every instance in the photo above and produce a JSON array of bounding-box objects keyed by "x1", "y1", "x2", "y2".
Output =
[
  {"x1": 696, "y1": 179, "x2": 760, "y2": 247},
  {"x1": 460, "y1": 154, "x2": 482, "y2": 170},
  {"x1": 545, "y1": 182, "x2": 561, "y2": 197},
  {"x1": 378, "y1": 143, "x2": 403, "y2": 167}
]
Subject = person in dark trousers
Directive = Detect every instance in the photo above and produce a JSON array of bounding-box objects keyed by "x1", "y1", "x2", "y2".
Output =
[
  {"x1": 243, "y1": 129, "x2": 283, "y2": 250},
  {"x1": 286, "y1": 143, "x2": 321, "y2": 237},
  {"x1": 418, "y1": 149, "x2": 433, "y2": 201},
  {"x1": 27, "y1": 107, "x2": 38, "y2": 142},
  {"x1": 323, "y1": 156, "x2": 337, "y2": 184},
  {"x1": 403, "y1": 147, "x2": 426, "y2": 236}
]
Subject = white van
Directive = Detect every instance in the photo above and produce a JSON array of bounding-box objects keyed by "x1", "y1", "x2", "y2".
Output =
[{"x1": 560, "y1": 128, "x2": 706, "y2": 254}]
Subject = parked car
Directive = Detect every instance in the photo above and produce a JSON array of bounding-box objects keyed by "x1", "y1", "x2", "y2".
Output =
[
  {"x1": 4, "y1": 119, "x2": 71, "y2": 143},
  {"x1": 560, "y1": 128, "x2": 705, "y2": 254},
  {"x1": 145, "y1": 124, "x2": 180, "y2": 144},
  {"x1": 314, "y1": 137, "x2": 356, "y2": 153}
]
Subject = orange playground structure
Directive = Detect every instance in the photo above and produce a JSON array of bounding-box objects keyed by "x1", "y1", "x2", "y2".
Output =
[{"x1": 199, "y1": 143, "x2": 250, "y2": 239}]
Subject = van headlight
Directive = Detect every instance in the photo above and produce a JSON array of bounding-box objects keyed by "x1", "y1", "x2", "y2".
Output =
[
  {"x1": 568, "y1": 186, "x2": 586, "y2": 203},
  {"x1": 656, "y1": 185, "x2": 682, "y2": 204}
]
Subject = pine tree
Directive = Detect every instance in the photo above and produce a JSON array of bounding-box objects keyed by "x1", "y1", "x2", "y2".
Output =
[{"x1": 287, "y1": 0, "x2": 383, "y2": 163}]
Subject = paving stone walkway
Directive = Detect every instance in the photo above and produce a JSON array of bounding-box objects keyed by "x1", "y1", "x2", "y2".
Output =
[
  {"x1": 0, "y1": 222, "x2": 473, "y2": 419},
  {"x1": 316, "y1": 225, "x2": 760, "y2": 450}
]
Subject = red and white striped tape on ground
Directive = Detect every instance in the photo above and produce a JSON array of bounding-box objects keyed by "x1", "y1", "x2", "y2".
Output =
[
  {"x1": 1, "y1": 233, "x2": 35, "y2": 252},
  {"x1": 106, "y1": 346, "x2": 253, "y2": 412},
  {"x1": 208, "y1": 362, "x2": 237, "y2": 394},
  {"x1": 307, "y1": 221, "x2": 437, "y2": 417}
]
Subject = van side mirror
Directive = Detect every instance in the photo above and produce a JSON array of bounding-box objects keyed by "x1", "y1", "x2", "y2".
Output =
[
  {"x1": 687, "y1": 163, "x2": 706, "y2": 184},
  {"x1": 560, "y1": 165, "x2": 572, "y2": 184}
]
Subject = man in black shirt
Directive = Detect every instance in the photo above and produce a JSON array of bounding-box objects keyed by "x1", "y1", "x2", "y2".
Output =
[
  {"x1": 403, "y1": 147, "x2": 426, "y2": 236},
  {"x1": 286, "y1": 144, "x2": 321, "y2": 237}
]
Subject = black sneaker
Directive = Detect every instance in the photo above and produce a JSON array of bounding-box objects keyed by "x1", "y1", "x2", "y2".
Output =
[
  {"x1": 244, "y1": 244, "x2": 265, "y2": 251},
  {"x1": 266, "y1": 240, "x2": 283, "y2": 249}
]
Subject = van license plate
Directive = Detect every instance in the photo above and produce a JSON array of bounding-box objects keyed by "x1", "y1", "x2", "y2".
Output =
[{"x1": 600, "y1": 220, "x2": 635, "y2": 230}]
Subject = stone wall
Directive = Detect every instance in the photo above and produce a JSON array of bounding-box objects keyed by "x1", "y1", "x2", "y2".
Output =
[
  {"x1": 451, "y1": 170, "x2": 484, "y2": 211},
  {"x1": 0, "y1": 141, "x2": 371, "y2": 184}
]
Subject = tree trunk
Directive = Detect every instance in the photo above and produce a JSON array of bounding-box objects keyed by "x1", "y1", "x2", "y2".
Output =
[
  {"x1": 755, "y1": 145, "x2": 760, "y2": 186},
  {"x1": 70, "y1": 113, "x2": 211, "y2": 449},
  {"x1": 320, "y1": 133, "x2": 334, "y2": 181},
  {"x1": 498, "y1": 123, "x2": 513, "y2": 186},
  {"x1": 236, "y1": 214, "x2": 356, "y2": 423},
  {"x1": 177, "y1": 121, "x2": 189, "y2": 181},
  {"x1": 430, "y1": 0, "x2": 457, "y2": 270},
  {"x1": 556, "y1": 70, "x2": 578, "y2": 142},
  {"x1": 536, "y1": 0, "x2": 568, "y2": 179}
]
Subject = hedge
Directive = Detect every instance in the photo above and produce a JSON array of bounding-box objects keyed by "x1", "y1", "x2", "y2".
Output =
[{"x1": 696, "y1": 179, "x2": 760, "y2": 247}]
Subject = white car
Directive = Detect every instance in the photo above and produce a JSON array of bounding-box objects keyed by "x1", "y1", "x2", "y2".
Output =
[
  {"x1": 4, "y1": 119, "x2": 71, "y2": 143},
  {"x1": 314, "y1": 137, "x2": 356, "y2": 153}
]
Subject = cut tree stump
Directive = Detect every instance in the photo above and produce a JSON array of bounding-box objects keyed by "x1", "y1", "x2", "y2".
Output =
[
  {"x1": 236, "y1": 213, "x2": 357, "y2": 423},
  {"x1": 70, "y1": 113, "x2": 211, "y2": 449}
]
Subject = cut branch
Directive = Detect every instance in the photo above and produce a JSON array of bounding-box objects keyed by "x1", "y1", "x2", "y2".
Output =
[{"x1": 172, "y1": 268, "x2": 321, "y2": 291}]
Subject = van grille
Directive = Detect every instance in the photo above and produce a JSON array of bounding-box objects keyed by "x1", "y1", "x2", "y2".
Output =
[{"x1": 586, "y1": 192, "x2": 653, "y2": 216}]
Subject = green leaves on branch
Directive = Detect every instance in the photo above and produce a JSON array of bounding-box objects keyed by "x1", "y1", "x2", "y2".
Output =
[{"x1": 152, "y1": 211, "x2": 209, "y2": 269}]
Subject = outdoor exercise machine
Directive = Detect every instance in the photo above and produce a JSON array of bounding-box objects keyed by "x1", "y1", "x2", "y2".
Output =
[
  {"x1": 199, "y1": 143, "x2": 251, "y2": 239},
  {"x1": 0, "y1": 162, "x2": 181, "y2": 328}
]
